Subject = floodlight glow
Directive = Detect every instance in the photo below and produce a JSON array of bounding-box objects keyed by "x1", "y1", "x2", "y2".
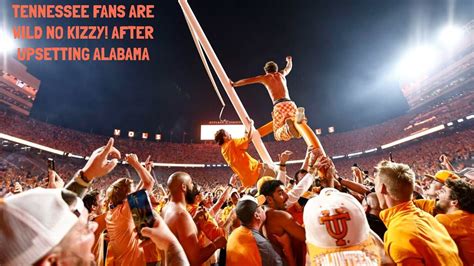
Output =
[
  {"x1": 438, "y1": 25, "x2": 464, "y2": 48},
  {"x1": 0, "y1": 30, "x2": 15, "y2": 53},
  {"x1": 364, "y1": 148, "x2": 377, "y2": 153},
  {"x1": 397, "y1": 45, "x2": 438, "y2": 79},
  {"x1": 347, "y1": 152, "x2": 363, "y2": 157},
  {"x1": 200, "y1": 124, "x2": 245, "y2": 140},
  {"x1": 332, "y1": 155, "x2": 345, "y2": 159},
  {"x1": 446, "y1": 122, "x2": 454, "y2": 126},
  {"x1": 457, "y1": 118, "x2": 464, "y2": 123},
  {"x1": 466, "y1": 115, "x2": 473, "y2": 120}
]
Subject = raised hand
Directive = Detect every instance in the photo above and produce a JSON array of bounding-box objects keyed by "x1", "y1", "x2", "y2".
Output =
[
  {"x1": 82, "y1": 138, "x2": 121, "y2": 181},
  {"x1": 278, "y1": 150, "x2": 293, "y2": 164},
  {"x1": 125, "y1": 153, "x2": 140, "y2": 168},
  {"x1": 47, "y1": 170, "x2": 64, "y2": 189},
  {"x1": 144, "y1": 155, "x2": 154, "y2": 173}
]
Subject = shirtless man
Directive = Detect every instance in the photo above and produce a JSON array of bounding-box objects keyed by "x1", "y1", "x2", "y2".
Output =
[
  {"x1": 231, "y1": 56, "x2": 303, "y2": 141},
  {"x1": 162, "y1": 172, "x2": 227, "y2": 266},
  {"x1": 259, "y1": 179, "x2": 306, "y2": 266}
]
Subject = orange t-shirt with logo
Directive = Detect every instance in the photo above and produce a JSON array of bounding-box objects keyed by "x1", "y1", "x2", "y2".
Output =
[{"x1": 221, "y1": 137, "x2": 260, "y2": 187}]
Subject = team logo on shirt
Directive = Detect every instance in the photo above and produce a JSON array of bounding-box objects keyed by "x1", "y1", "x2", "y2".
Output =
[{"x1": 319, "y1": 208, "x2": 351, "y2": 246}]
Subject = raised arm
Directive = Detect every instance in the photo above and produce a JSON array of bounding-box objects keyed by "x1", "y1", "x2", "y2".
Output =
[
  {"x1": 281, "y1": 56, "x2": 293, "y2": 76},
  {"x1": 231, "y1": 75, "x2": 265, "y2": 87},
  {"x1": 126, "y1": 153, "x2": 155, "y2": 193},
  {"x1": 277, "y1": 150, "x2": 293, "y2": 184},
  {"x1": 246, "y1": 117, "x2": 254, "y2": 140},
  {"x1": 210, "y1": 175, "x2": 238, "y2": 216},
  {"x1": 301, "y1": 145, "x2": 313, "y2": 171},
  {"x1": 65, "y1": 138, "x2": 121, "y2": 198}
]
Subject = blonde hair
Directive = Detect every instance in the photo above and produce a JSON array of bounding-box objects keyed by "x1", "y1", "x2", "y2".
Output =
[
  {"x1": 106, "y1": 178, "x2": 133, "y2": 208},
  {"x1": 375, "y1": 160, "x2": 415, "y2": 201}
]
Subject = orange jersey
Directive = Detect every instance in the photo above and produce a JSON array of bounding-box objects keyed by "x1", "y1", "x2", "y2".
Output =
[
  {"x1": 413, "y1": 199, "x2": 437, "y2": 216},
  {"x1": 105, "y1": 202, "x2": 145, "y2": 266},
  {"x1": 221, "y1": 137, "x2": 260, "y2": 187},
  {"x1": 436, "y1": 210, "x2": 474, "y2": 266},
  {"x1": 227, "y1": 226, "x2": 283, "y2": 266},
  {"x1": 380, "y1": 201, "x2": 462, "y2": 266},
  {"x1": 91, "y1": 213, "x2": 107, "y2": 260}
]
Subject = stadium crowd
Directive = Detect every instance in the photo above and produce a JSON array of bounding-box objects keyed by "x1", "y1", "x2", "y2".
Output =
[
  {"x1": 1, "y1": 133, "x2": 473, "y2": 265},
  {"x1": 0, "y1": 88, "x2": 472, "y2": 165},
  {"x1": 1, "y1": 87, "x2": 473, "y2": 265}
]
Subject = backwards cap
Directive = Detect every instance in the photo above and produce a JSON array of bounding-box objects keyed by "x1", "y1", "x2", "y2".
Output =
[{"x1": 0, "y1": 188, "x2": 84, "y2": 265}]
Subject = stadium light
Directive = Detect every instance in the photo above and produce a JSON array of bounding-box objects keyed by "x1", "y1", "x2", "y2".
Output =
[
  {"x1": 397, "y1": 45, "x2": 438, "y2": 79},
  {"x1": 0, "y1": 30, "x2": 15, "y2": 53},
  {"x1": 438, "y1": 25, "x2": 464, "y2": 48}
]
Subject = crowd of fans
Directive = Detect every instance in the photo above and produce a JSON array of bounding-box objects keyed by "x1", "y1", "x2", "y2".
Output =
[
  {"x1": 1, "y1": 88, "x2": 473, "y2": 265},
  {"x1": 1, "y1": 88, "x2": 472, "y2": 165},
  {"x1": 2, "y1": 126, "x2": 472, "y2": 195},
  {"x1": 1, "y1": 132, "x2": 473, "y2": 265}
]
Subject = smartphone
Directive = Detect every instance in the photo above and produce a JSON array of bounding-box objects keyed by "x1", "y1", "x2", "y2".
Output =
[
  {"x1": 47, "y1": 158, "x2": 55, "y2": 171},
  {"x1": 127, "y1": 189, "x2": 156, "y2": 239}
]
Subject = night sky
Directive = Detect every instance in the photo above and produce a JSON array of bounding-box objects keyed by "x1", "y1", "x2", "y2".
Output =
[{"x1": 2, "y1": 0, "x2": 473, "y2": 142}]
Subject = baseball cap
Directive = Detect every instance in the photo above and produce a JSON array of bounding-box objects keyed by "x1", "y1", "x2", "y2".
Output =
[
  {"x1": 235, "y1": 195, "x2": 260, "y2": 225},
  {"x1": 303, "y1": 188, "x2": 380, "y2": 265},
  {"x1": 0, "y1": 188, "x2": 84, "y2": 265},
  {"x1": 424, "y1": 170, "x2": 460, "y2": 184}
]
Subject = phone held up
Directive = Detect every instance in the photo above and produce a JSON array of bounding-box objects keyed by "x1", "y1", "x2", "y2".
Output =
[
  {"x1": 127, "y1": 189, "x2": 156, "y2": 239},
  {"x1": 47, "y1": 158, "x2": 55, "y2": 171}
]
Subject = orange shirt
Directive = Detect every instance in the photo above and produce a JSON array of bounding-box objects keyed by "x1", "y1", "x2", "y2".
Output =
[
  {"x1": 91, "y1": 213, "x2": 107, "y2": 260},
  {"x1": 436, "y1": 210, "x2": 474, "y2": 266},
  {"x1": 187, "y1": 204, "x2": 225, "y2": 244},
  {"x1": 105, "y1": 202, "x2": 145, "y2": 266},
  {"x1": 227, "y1": 226, "x2": 283, "y2": 266},
  {"x1": 221, "y1": 137, "x2": 260, "y2": 187},
  {"x1": 380, "y1": 201, "x2": 462, "y2": 266},
  {"x1": 413, "y1": 199, "x2": 437, "y2": 216}
]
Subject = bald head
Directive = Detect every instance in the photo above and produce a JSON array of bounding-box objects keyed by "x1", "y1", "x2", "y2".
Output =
[{"x1": 167, "y1": 172, "x2": 192, "y2": 195}]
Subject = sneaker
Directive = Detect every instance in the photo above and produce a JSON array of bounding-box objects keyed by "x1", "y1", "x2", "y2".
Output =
[
  {"x1": 296, "y1": 107, "x2": 305, "y2": 123},
  {"x1": 286, "y1": 118, "x2": 301, "y2": 138}
]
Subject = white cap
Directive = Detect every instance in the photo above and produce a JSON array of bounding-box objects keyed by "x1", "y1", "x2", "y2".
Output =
[
  {"x1": 0, "y1": 188, "x2": 84, "y2": 265},
  {"x1": 303, "y1": 188, "x2": 379, "y2": 265}
]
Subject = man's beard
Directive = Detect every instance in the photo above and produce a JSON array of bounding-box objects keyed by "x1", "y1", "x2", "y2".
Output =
[{"x1": 185, "y1": 184, "x2": 199, "y2": 204}]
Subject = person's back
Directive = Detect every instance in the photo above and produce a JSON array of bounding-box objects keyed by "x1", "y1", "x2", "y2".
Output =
[
  {"x1": 381, "y1": 201, "x2": 461, "y2": 265},
  {"x1": 227, "y1": 226, "x2": 281, "y2": 266},
  {"x1": 261, "y1": 72, "x2": 289, "y2": 102},
  {"x1": 106, "y1": 202, "x2": 145, "y2": 266},
  {"x1": 375, "y1": 161, "x2": 462, "y2": 266},
  {"x1": 221, "y1": 137, "x2": 260, "y2": 187}
]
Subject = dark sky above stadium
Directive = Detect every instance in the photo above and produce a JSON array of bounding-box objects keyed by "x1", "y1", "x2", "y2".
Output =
[{"x1": 2, "y1": 0, "x2": 473, "y2": 142}]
